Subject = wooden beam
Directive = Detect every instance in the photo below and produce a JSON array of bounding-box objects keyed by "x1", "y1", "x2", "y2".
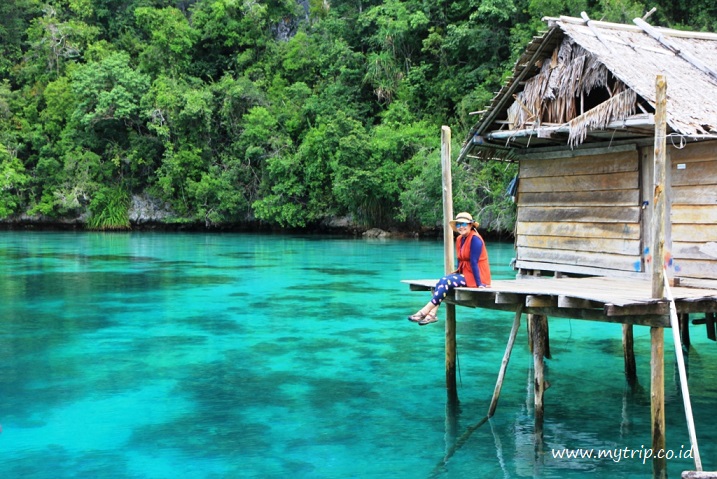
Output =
[
  {"x1": 581, "y1": 11, "x2": 616, "y2": 53},
  {"x1": 495, "y1": 292, "x2": 521, "y2": 304},
  {"x1": 525, "y1": 306, "x2": 670, "y2": 327},
  {"x1": 488, "y1": 304, "x2": 524, "y2": 417},
  {"x1": 547, "y1": 15, "x2": 717, "y2": 41},
  {"x1": 558, "y1": 296, "x2": 602, "y2": 309},
  {"x1": 526, "y1": 295, "x2": 556, "y2": 307},
  {"x1": 605, "y1": 302, "x2": 669, "y2": 316}
]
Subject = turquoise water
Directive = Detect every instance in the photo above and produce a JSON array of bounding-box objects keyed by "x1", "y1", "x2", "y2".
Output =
[{"x1": 1, "y1": 231, "x2": 716, "y2": 478}]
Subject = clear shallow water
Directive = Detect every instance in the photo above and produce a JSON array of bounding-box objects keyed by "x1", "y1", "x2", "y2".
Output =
[{"x1": 1, "y1": 231, "x2": 716, "y2": 479}]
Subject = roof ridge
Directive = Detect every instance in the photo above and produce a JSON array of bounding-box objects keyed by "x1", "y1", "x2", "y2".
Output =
[{"x1": 543, "y1": 15, "x2": 717, "y2": 41}]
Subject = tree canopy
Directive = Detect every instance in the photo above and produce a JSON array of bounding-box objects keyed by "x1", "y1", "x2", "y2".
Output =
[{"x1": 1, "y1": 0, "x2": 715, "y2": 231}]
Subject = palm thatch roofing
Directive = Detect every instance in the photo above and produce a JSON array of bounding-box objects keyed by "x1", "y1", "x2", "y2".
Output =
[{"x1": 458, "y1": 15, "x2": 717, "y2": 162}]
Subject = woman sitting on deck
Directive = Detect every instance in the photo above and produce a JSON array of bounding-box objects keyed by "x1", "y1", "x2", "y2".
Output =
[{"x1": 408, "y1": 212, "x2": 491, "y2": 326}]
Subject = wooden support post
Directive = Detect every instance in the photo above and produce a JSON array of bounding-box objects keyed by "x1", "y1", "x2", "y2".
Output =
[
  {"x1": 680, "y1": 314, "x2": 691, "y2": 350},
  {"x1": 441, "y1": 125, "x2": 456, "y2": 394},
  {"x1": 651, "y1": 75, "x2": 667, "y2": 298},
  {"x1": 706, "y1": 313, "x2": 716, "y2": 342},
  {"x1": 651, "y1": 326, "x2": 666, "y2": 479},
  {"x1": 445, "y1": 304, "x2": 457, "y2": 393},
  {"x1": 651, "y1": 74, "x2": 667, "y2": 479},
  {"x1": 530, "y1": 314, "x2": 548, "y2": 436},
  {"x1": 488, "y1": 304, "x2": 523, "y2": 417},
  {"x1": 623, "y1": 324, "x2": 638, "y2": 387}
]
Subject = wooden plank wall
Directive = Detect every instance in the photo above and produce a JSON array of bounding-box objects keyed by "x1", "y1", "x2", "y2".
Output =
[
  {"x1": 516, "y1": 148, "x2": 643, "y2": 275},
  {"x1": 670, "y1": 140, "x2": 717, "y2": 279}
]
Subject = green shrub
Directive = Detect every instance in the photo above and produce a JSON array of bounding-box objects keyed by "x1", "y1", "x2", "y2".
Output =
[{"x1": 87, "y1": 186, "x2": 131, "y2": 230}]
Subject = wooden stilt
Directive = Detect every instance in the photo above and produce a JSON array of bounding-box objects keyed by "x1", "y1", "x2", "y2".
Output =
[
  {"x1": 680, "y1": 313, "x2": 691, "y2": 350},
  {"x1": 651, "y1": 326, "x2": 666, "y2": 479},
  {"x1": 445, "y1": 379, "x2": 459, "y2": 457},
  {"x1": 706, "y1": 313, "x2": 716, "y2": 341},
  {"x1": 540, "y1": 314, "x2": 551, "y2": 360},
  {"x1": 440, "y1": 125, "x2": 456, "y2": 395},
  {"x1": 623, "y1": 324, "x2": 638, "y2": 387},
  {"x1": 531, "y1": 314, "x2": 547, "y2": 436},
  {"x1": 488, "y1": 304, "x2": 523, "y2": 417},
  {"x1": 446, "y1": 304, "x2": 457, "y2": 392}
]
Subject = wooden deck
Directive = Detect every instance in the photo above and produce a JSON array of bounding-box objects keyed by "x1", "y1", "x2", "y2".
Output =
[{"x1": 404, "y1": 276, "x2": 717, "y2": 327}]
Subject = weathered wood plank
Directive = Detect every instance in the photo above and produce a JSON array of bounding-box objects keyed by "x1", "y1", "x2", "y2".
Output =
[
  {"x1": 673, "y1": 224, "x2": 717, "y2": 243},
  {"x1": 518, "y1": 206, "x2": 640, "y2": 223},
  {"x1": 405, "y1": 277, "x2": 717, "y2": 307},
  {"x1": 670, "y1": 139, "x2": 717, "y2": 163},
  {"x1": 455, "y1": 289, "x2": 496, "y2": 303},
  {"x1": 671, "y1": 204, "x2": 717, "y2": 224},
  {"x1": 671, "y1": 159, "x2": 717, "y2": 186},
  {"x1": 673, "y1": 241, "x2": 717, "y2": 260},
  {"x1": 516, "y1": 245, "x2": 640, "y2": 271},
  {"x1": 517, "y1": 234, "x2": 641, "y2": 255},
  {"x1": 516, "y1": 220, "x2": 641, "y2": 239},
  {"x1": 673, "y1": 258, "x2": 717, "y2": 280},
  {"x1": 520, "y1": 189, "x2": 640, "y2": 206},
  {"x1": 515, "y1": 143, "x2": 638, "y2": 161},
  {"x1": 519, "y1": 170, "x2": 639, "y2": 193},
  {"x1": 673, "y1": 185, "x2": 717, "y2": 205},
  {"x1": 520, "y1": 149, "x2": 638, "y2": 178},
  {"x1": 515, "y1": 259, "x2": 646, "y2": 277}
]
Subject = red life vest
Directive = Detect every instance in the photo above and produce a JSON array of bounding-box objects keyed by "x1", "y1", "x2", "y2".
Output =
[{"x1": 455, "y1": 230, "x2": 491, "y2": 287}]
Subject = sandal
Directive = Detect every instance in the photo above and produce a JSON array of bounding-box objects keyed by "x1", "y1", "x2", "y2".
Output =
[
  {"x1": 418, "y1": 314, "x2": 438, "y2": 326},
  {"x1": 407, "y1": 312, "x2": 425, "y2": 322}
]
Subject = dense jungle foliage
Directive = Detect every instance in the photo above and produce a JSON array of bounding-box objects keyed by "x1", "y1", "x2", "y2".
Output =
[{"x1": 1, "y1": 0, "x2": 716, "y2": 231}]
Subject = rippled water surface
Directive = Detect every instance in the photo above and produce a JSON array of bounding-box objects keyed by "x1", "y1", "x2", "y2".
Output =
[{"x1": 1, "y1": 231, "x2": 716, "y2": 478}]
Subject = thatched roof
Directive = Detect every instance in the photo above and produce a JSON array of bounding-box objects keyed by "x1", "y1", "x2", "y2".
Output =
[{"x1": 458, "y1": 15, "x2": 717, "y2": 161}]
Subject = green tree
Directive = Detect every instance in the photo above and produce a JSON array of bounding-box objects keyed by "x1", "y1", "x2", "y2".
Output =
[
  {"x1": 134, "y1": 6, "x2": 197, "y2": 77},
  {"x1": 0, "y1": 145, "x2": 30, "y2": 218}
]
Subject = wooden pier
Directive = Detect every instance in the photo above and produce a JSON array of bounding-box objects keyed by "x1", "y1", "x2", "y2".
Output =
[
  {"x1": 405, "y1": 276, "x2": 717, "y2": 327},
  {"x1": 404, "y1": 275, "x2": 717, "y2": 475}
]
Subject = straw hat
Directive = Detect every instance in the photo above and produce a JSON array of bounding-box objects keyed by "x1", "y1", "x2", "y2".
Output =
[{"x1": 449, "y1": 212, "x2": 478, "y2": 233}]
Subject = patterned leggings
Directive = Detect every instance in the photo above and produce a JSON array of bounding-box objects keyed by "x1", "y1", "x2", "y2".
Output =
[{"x1": 431, "y1": 273, "x2": 467, "y2": 306}]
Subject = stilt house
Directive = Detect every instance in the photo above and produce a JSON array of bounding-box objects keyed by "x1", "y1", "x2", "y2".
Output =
[
  {"x1": 405, "y1": 16, "x2": 717, "y2": 474},
  {"x1": 458, "y1": 15, "x2": 717, "y2": 286}
]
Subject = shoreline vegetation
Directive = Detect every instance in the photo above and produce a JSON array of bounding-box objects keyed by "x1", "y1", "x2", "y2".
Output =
[
  {"x1": 1, "y1": 2, "x2": 709, "y2": 239},
  {"x1": 0, "y1": 214, "x2": 514, "y2": 241}
]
